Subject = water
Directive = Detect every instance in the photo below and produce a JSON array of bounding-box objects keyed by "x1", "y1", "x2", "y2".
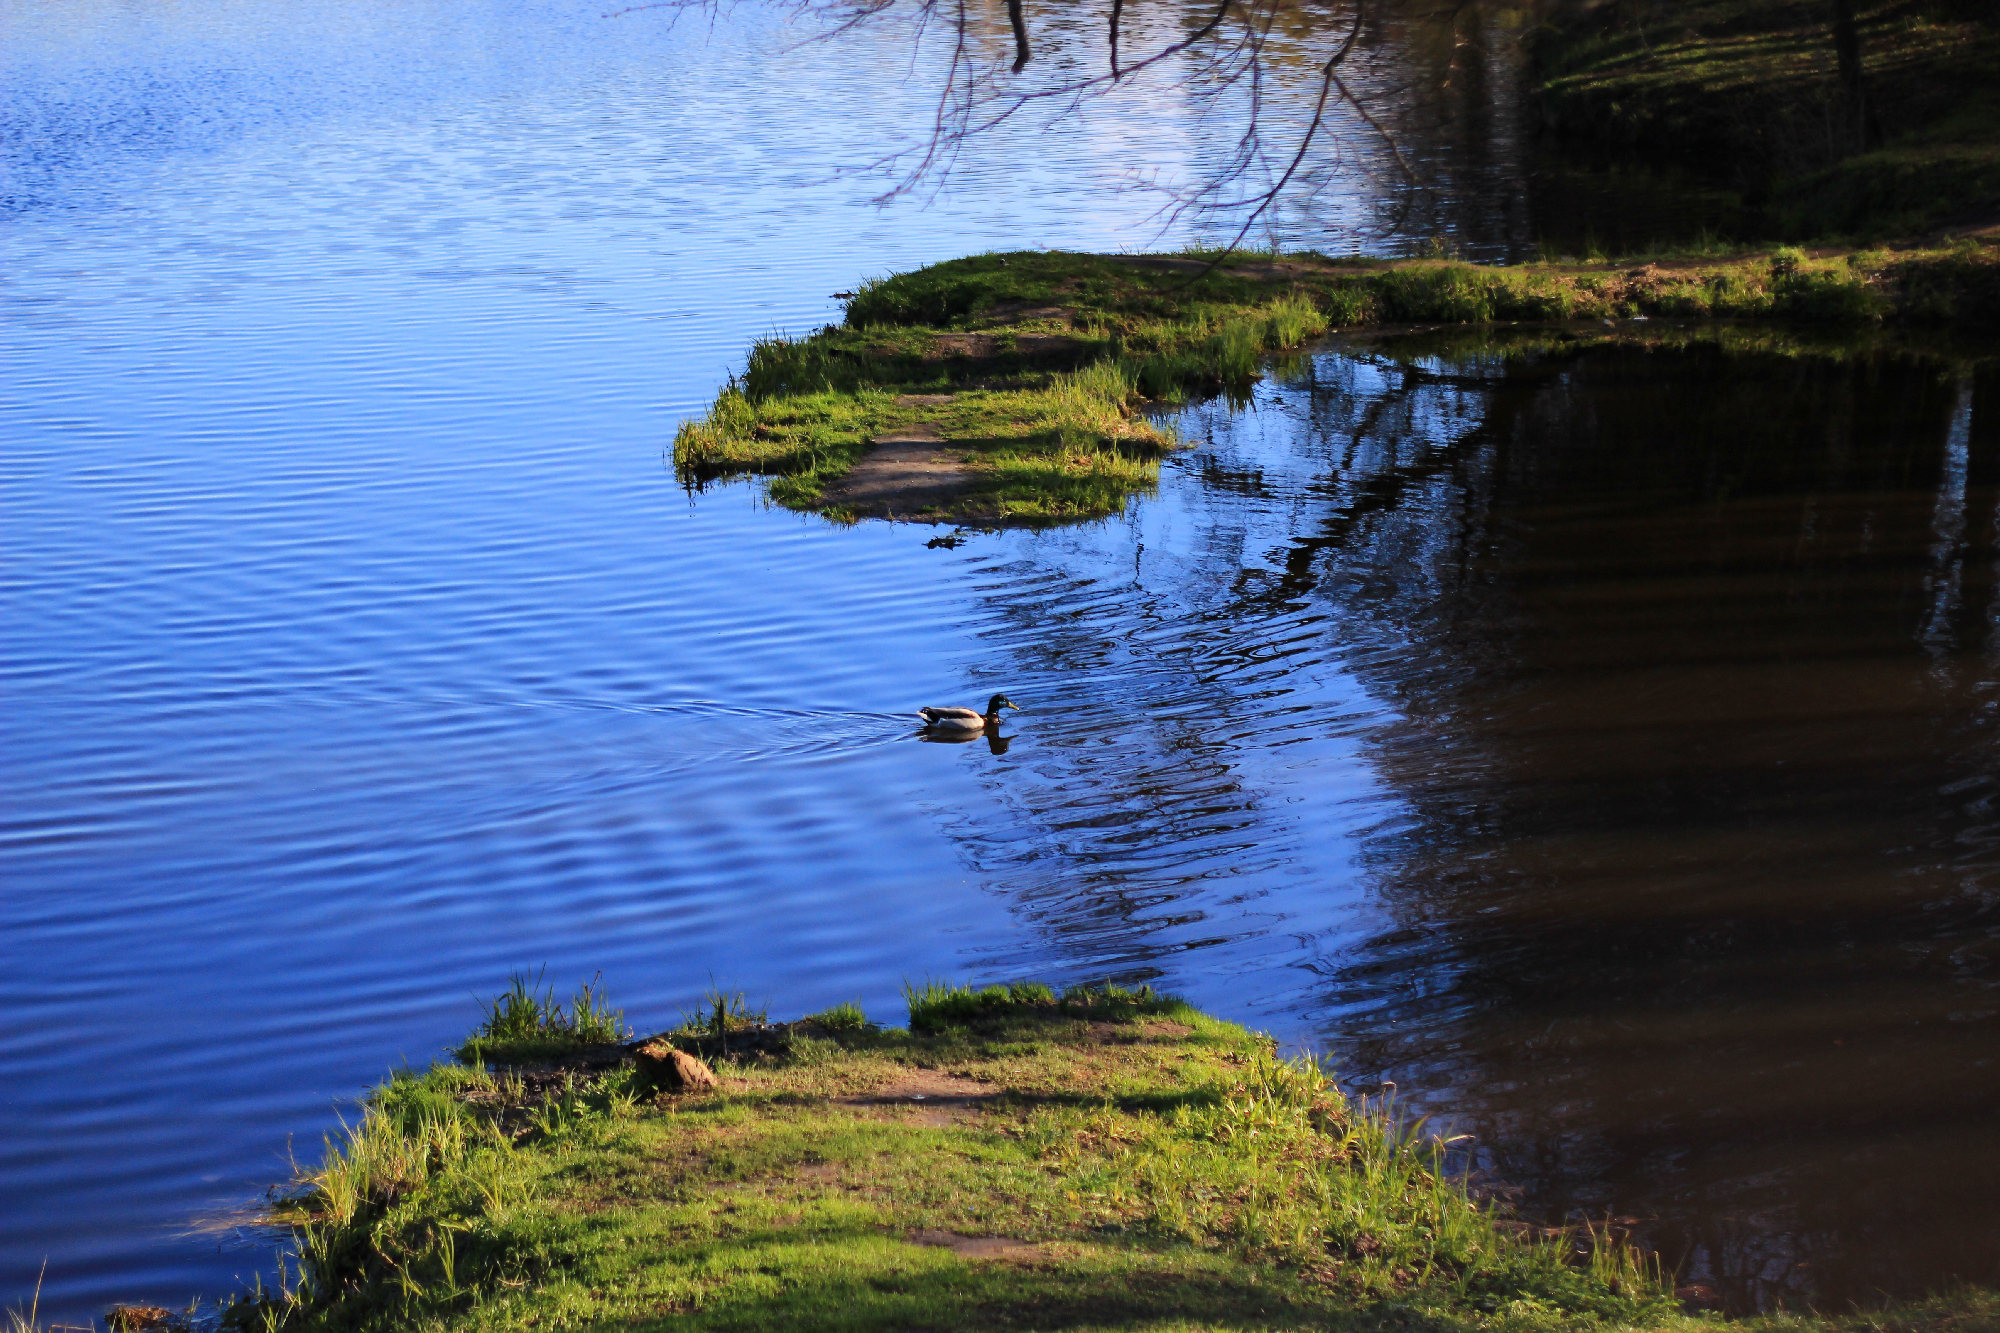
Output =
[
  {"x1": 3, "y1": 0, "x2": 1996, "y2": 1323},
  {"x1": 1271, "y1": 333, "x2": 2000, "y2": 1305}
]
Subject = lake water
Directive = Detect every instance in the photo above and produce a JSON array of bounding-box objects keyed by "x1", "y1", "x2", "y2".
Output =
[{"x1": 3, "y1": 0, "x2": 1996, "y2": 1324}]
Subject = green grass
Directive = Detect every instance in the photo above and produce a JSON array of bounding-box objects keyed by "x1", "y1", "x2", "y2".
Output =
[
  {"x1": 902, "y1": 977, "x2": 1060, "y2": 1031},
  {"x1": 674, "y1": 242, "x2": 2000, "y2": 526},
  {"x1": 674, "y1": 986, "x2": 770, "y2": 1040},
  {"x1": 454, "y1": 971, "x2": 628, "y2": 1066},
  {"x1": 216, "y1": 976, "x2": 2000, "y2": 1333},
  {"x1": 671, "y1": 252, "x2": 1347, "y2": 525},
  {"x1": 801, "y1": 1000, "x2": 871, "y2": 1033},
  {"x1": 227, "y1": 977, "x2": 1687, "y2": 1333}
]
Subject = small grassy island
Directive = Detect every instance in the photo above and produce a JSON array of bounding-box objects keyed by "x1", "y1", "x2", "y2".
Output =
[
  {"x1": 208, "y1": 978, "x2": 2000, "y2": 1333},
  {"x1": 672, "y1": 240, "x2": 1998, "y2": 527}
]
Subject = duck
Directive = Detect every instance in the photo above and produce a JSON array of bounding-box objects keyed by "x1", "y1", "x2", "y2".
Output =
[{"x1": 918, "y1": 693, "x2": 1022, "y2": 734}]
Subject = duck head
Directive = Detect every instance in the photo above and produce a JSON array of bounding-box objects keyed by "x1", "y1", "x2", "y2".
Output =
[{"x1": 985, "y1": 693, "x2": 1023, "y2": 717}]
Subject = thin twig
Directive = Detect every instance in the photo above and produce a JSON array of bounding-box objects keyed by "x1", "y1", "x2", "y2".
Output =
[{"x1": 1173, "y1": 0, "x2": 1371, "y2": 287}]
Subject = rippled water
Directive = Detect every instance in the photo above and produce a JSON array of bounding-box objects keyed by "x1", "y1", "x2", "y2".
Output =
[
  {"x1": 1254, "y1": 334, "x2": 2000, "y2": 1305},
  {"x1": 4, "y1": 0, "x2": 1997, "y2": 1323}
]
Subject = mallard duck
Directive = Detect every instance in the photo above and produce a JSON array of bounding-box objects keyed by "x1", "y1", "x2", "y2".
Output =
[{"x1": 918, "y1": 693, "x2": 1022, "y2": 733}]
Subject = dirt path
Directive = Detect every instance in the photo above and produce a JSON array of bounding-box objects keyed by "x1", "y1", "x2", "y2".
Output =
[
  {"x1": 817, "y1": 396, "x2": 988, "y2": 522},
  {"x1": 835, "y1": 1067, "x2": 999, "y2": 1128}
]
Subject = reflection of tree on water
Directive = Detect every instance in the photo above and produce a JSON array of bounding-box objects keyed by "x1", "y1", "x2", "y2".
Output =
[
  {"x1": 931, "y1": 342, "x2": 1508, "y2": 984},
  {"x1": 938, "y1": 336, "x2": 1999, "y2": 1308},
  {"x1": 1296, "y1": 344, "x2": 2000, "y2": 1309},
  {"x1": 699, "y1": 0, "x2": 1649, "y2": 257}
]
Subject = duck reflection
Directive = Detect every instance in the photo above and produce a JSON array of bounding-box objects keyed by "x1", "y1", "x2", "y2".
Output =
[{"x1": 918, "y1": 726, "x2": 1013, "y2": 755}]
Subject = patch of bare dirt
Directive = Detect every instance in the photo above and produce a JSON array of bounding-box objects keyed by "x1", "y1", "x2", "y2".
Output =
[
  {"x1": 818, "y1": 425, "x2": 980, "y2": 522},
  {"x1": 1104, "y1": 253, "x2": 1384, "y2": 282},
  {"x1": 929, "y1": 331, "x2": 1083, "y2": 359},
  {"x1": 837, "y1": 1068, "x2": 1000, "y2": 1127},
  {"x1": 982, "y1": 302, "x2": 1075, "y2": 326},
  {"x1": 906, "y1": 1228, "x2": 1045, "y2": 1261}
]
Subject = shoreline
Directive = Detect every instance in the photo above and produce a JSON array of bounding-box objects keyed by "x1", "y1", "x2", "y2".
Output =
[
  {"x1": 108, "y1": 976, "x2": 1997, "y2": 1333},
  {"x1": 672, "y1": 241, "x2": 1999, "y2": 526}
]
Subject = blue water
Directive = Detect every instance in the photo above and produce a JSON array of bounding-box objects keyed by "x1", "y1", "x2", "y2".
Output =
[
  {"x1": 5, "y1": 0, "x2": 1998, "y2": 1323},
  {"x1": 0, "y1": 1, "x2": 1400, "y2": 1317}
]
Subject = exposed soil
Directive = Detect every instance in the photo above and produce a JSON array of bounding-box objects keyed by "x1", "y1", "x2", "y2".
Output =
[
  {"x1": 981, "y1": 302, "x2": 1074, "y2": 325},
  {"x1": 905, "y1": 1229, "x2": 1046, "y2": 1261},
  {"x1": 817, "y1": 421, "x2": 987, "y2": 522},
  {"x1": 1088, "y1": 1017, "x2": 1195, "y2": 1044},
  {"x1": 929, "y1": 331, "x2": 1084, "y2": 359},
  {"x1": 837, "y1": 1067, "x2": 1000, "y2": 1127}
]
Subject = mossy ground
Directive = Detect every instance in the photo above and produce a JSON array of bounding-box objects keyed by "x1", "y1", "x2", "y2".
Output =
[
  {"x1": 672, "y1": 241, "x2": 2000, "y2": 524},
  {"x1": 212, "y1": 980, "x2": 2000, "y2": 1333},
  {"x1": 1534, "y1": 0, "x2": 2000, "y2": 239}
]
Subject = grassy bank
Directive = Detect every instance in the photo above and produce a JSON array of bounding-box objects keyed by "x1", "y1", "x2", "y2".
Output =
[
  {"x1": 670, "y1": 255, "x2": 1336, "y2": 525},
  {"x1": 1534, "y1": 0, "x2": 2000, "y2": 239},
  {"x1": 196, "y1": 977, "x2": 2000, "y2": 1333},
  {"x1": 672, "y1": 242, "x2": 2000, "y2": 524}
]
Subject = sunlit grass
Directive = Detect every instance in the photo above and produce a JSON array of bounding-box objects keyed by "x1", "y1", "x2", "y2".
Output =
[
  {"x1": 227, "y1": 974, "x2": 1741, "y2": 1332},
  {"x1": 674, "y1": 985, "x2": 769, "y2": 1039},
  {"x1": 454, "y1": 970, "x2": 627, "y2": 1066},
  {"x1": 673, "y1": 241, "x2": 1995, "y2": 524},
  {"x1": 800, "y1": 999, "x2": 870, "y2": 1032}
]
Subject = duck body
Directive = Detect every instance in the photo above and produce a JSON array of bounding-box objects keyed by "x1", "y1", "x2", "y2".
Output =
[{"x1": 918, "y1": 692, "x2": 1021, "y2": 733}]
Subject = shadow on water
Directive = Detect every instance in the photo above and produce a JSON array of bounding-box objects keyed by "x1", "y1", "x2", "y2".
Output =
[
  {"x1": 934, "y1": 328, "x2": 2000, "y2": 1310},
  {"x1": 1308, "y1": 334, "x2": 2000, "y2": 1311}
]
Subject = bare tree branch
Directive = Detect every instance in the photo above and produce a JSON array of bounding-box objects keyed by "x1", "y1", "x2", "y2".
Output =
[
  {"x1": 1173, "y1": 0, "x2": 1370, "y2": 284},
  {"x1": 615, "y1": 0, "x2": 1429, "y2": 250}
]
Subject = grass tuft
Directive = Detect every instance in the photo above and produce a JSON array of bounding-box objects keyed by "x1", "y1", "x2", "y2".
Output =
[
  {"x1": 676, "y1": 986, "x2": 769, "y2": 1039},
  {"x1": 4, "y1": 1263, "x2": 47, "y2": 1333},
  {"x1": 902, "y1": 977, "x2": 1059, "y2": 1031},
  {"x1": 801, "y1": 1000, "x2": 871, "y2": 1032},
  {"x1": 454, "y1": 971, "x2": 627, "y2": 1066}
]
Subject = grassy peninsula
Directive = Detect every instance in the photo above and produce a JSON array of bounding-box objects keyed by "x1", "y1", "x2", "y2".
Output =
[
  {"x1": 672, "y1": 240, "x2": 1999, "y2": 525},
  {"x1": 200, "y1": 977, "x2": 2000, "y2": 1333}
]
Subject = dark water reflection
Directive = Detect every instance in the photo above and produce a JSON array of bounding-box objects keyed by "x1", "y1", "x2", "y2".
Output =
[{"x1": 1226, "y1": 336, "x2": 2000, "y2": 1307}]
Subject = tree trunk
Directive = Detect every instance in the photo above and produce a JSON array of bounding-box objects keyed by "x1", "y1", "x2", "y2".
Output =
[{"x1": 1829, "y1": 0, "x2": 1883, "y2": 151}]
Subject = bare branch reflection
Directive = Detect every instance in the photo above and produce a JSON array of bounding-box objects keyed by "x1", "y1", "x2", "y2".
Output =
[{"x1": 921, "y1": 336, "x2": 2000, "y2": 1307}]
